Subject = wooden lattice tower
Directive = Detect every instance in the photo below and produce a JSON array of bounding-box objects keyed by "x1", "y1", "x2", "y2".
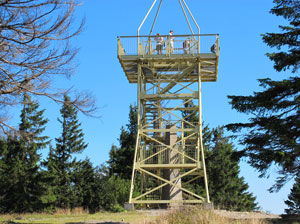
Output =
[{"x1": 117, "y1": 0, "x2": 219, "y2": 207}]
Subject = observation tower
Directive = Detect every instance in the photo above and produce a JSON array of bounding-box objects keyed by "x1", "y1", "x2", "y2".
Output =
[{"x1": 117, "y1": 0, "x2": 219, "y2": 207}]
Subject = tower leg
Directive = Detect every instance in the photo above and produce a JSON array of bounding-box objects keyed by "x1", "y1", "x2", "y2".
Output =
[{"x1": 198, "y1": 62, "x2": 210, "y2": 203}]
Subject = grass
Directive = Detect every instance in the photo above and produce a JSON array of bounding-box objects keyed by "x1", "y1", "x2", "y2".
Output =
[
  {"x1": 0, "y1": 208, "x2": 154, "y2": 224},
  {"x1": 0, "y1": 207, "x2": 298, "y2": 224}
]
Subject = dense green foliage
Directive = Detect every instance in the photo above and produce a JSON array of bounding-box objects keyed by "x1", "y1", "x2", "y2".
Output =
[
  {"x1": 45, "y1": 95, "x2": 88, "y2": 209},
  {"x1": 181, "y1": 101, "x2": 257, "y2": 211},
  {"x1": 0, "y1": 100, "x2": 258, "y2": 213},
  {"x1": 108, "y1": 104, "x2": 137, "y2": 179},
  {"x1": 183, "y1": 126, "x2": 258, "y2": 211},
  {"x1": 262, "y1": 0, "x2": 300, "y2": 73},
  {"x1": 0, "y1": 94, "x2": 103, "y2": 213},
  {"x1": 0, "y1": 101, "x2": 133, "y2": 213},
  {"x1": 206, "y1": 128, "x2": 258, "y2": 211},
  {"x1": 72, "y1": 159, "x2": 101, "y2": 213},
  {"x1": 0, "y1": 95, "x2": 50, "y2": 213},
  {"x1": 285, "y1": 173, "x2": 300, "y2": 214},
  {"x1": 98, "y1": 175, "x2": 130, "y2": 212},
  {"x1": 226, "y1": 0, "x2": 300, "y2": 194}
]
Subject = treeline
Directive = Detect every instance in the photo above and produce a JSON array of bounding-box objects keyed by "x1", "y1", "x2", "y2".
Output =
[
  {"x1": 0, "y1": 94, "x2": 131, "y2": 213},
  {"x1": 0, "y1": 99, "x2": 257, "y2": 213},
  {"x1": 0, "y1": 96, "x2": 299, "y2": 214},
  {"x1": 0, "y1": 94, "x2": 94, "y2": 213}
]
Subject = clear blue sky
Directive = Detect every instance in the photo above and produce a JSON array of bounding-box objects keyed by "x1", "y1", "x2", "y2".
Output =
[{"x1": 30, "y1": 0, "x2": 295, "y2": 214}]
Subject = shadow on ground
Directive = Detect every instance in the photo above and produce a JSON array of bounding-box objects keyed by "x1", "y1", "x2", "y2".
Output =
[{"x1": 268, "y1": 218, "x2": 300, "y2": 224}]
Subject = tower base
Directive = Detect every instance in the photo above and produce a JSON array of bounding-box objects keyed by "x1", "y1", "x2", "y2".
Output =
[
  {"x1": 203, "y1": 202, "x2": 214, "y2": 210},
  {"x1": 124, "y1": 203, "x2": 135, "y2": 211}
]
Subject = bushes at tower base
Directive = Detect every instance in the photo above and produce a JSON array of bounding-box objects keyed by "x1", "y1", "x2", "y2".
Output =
[{"x1": 98, "y1": 175, "x2": 130, "y2": 212}]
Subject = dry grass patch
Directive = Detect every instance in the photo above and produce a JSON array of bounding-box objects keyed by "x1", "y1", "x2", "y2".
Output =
[{"x1": 148, "y1": 207, "x2": 272, "y2": 224}]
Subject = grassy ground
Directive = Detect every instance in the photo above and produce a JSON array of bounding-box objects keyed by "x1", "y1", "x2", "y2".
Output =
[
  {"x1": 0, "y1": 207, "x2": 298, "y2": 224},
  {"x1": 0, "y1": 209, "x2": 154, "y2": 224}
]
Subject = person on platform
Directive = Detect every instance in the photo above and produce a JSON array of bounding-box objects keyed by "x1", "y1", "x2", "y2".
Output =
[
  {"x1": 155, "y1": 33, "x2": 163, "y2": 54},
  {"x1": 183, "y1": 38, "x2": 192, "y2": 54},
  {"x1": 168, "y1": 30, "x2": 174, "y2": 53}
]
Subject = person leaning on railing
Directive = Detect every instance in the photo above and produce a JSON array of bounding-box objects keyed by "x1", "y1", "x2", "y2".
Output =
[{"x1": 210, "y1": 42, "x2": 217, "y2": 53}]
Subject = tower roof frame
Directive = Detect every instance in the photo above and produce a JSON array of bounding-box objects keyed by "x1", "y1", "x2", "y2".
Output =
[{"x1": 137, "y1": 0, "x2": 200, "y2": 37}]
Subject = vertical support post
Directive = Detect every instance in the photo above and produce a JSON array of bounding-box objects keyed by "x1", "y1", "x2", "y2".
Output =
[
  {"x1": 129, "y1": 131, "x2": 140, "y2": 203},
  {"x1": 198, "y1": 35, "x2": 200, "y2": 54},
  {"x1": 137, "y1": 62, "x2": 142, "y2": 132},
  {"x1": 197, "y1": 61, "x2": 210, "y2": 203},
  {"x1": 181, "y1": 121, "x2": 184, "y2": 164},
  {"x1": 216, "y1": 34, "x2": 220, "y2": 56},
  {"x1": 148, "y1": 38, "x2": 152, "y2": 55},
  {"x1": 129, "y1": 62, "x2": 142, "y2": 203}
]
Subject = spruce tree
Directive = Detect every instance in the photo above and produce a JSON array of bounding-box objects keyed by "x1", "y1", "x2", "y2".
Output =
[
  {"x1": 46, "y1": 94, "x2": 88, "y2": 209},
  {"x1": 0, "y1": 94, "x2": 49, "y2": 213},
  {"x1": 207, "y1": 128, "x2": 258, "y2": 211},
  {"x1": 181, "y1": 100, "x2": 213, "y2": 197},
  {"x1": 107, "y1": 104, "x2": 137, "y2": 179},
  {"x1": 181, "y1": 102, "x2": 257, "y2": 211},
  {"x1": 285, "y1": 174, "x2": 300, "y2": 214},
  {"x1": 72, "y1": 159, "x2": 100, "y2": 213},
  {"x1": 226, "y1": 0, "x2": 300, "y2": 191}
]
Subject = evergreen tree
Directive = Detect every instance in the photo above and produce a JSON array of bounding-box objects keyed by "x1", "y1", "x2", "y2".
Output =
[
  {"x1": 181, "y1": 102, "x2": 257, "y2": 211},
  {"x1": 181, "y1": 100, "x2": 213, "y2": 197},
  {"x1": 181, "y1": 100, "x2": 213, "y2": 146},
  {"x1": 226, "y1": 0, "x2": 300, "y2": 191},
  {"x1": 98, "y1": 175, "x2": 130, "y2": 211},
  {"x1": 107, "y1": 104, "x2": 137, "y2": 179},
  {"x1": 72, "y1": 159, "x2": 100, "y2": 213},
  {"x1": 207, "y1": 128, "x2": 258, "y2": 211},
  {"x1": 285, "y1": 174, "x2": 300, "y2": 214},
  {"x1": 0, "y1": 94, "x2": 49, "y2": 213},
  {"x1": 45, "y1": 94, "x2": 88, "y2": 209}
]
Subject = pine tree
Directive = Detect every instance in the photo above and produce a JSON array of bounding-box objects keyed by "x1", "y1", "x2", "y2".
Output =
[
  {"x1": 0, "y1": 94, "x2": 49, "y2": 213},
  {"x1": 207, "y1": 128, "x2": 258, "y2": 211},
  {"x1": 107, "y1": 104, "x2": 137, "y2": 179},
  {"x1": 45, "y1": 94, "x2": 88, "y2": 209},
  {"x1": 285, "y1": 174, "x2": 300, "y2": 214},
  {"x1": 226, "y1": 0, "x2": 300, "y2": 191}
]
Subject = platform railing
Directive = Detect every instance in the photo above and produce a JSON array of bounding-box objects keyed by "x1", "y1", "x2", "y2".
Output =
[{"x1": 117, "y1": 34, "x2": 219, "y2": 56}]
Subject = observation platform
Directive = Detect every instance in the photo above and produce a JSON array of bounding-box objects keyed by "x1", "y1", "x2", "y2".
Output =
[{"x1": 117, "y1": 34, "x2": 219, "y2": 83}]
